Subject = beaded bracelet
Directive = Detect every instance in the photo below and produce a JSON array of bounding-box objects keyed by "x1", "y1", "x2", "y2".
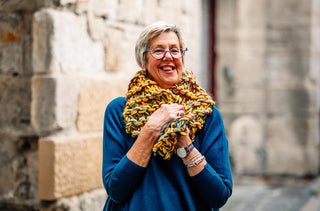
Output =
[{"x1": 183, "y1": 153, "x2": 205, "y2": 168}]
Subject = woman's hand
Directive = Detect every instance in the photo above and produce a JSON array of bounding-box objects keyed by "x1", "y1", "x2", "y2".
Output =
[
  {"x1": 127, "y1": 103, "x2": 184, "y2": 167},
  {"x1": 144, "y1": 103, "x2": 185, "y2": 136}
]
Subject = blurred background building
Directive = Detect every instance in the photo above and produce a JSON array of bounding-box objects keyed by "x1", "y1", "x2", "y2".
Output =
[{"x1": 0, "y1": 0, "x2": 319, "y2": 210}]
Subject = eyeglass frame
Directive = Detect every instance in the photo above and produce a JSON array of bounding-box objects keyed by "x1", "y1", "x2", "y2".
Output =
[{"x1": 145, "y1": 48, "x2": 188, "y2": 60}]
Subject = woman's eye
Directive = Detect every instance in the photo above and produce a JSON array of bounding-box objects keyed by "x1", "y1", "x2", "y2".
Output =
[
  {"x1": 154, "y1": 49, "x2": 164, "y2": 54},
  {"x1": 170, "y1": 49, "x2": 180, "y2": 54}
]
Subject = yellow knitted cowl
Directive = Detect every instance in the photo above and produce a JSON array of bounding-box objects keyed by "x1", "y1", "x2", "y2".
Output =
[{"x1": 123, "y1": 70, "x2": 214, "y2": 160}]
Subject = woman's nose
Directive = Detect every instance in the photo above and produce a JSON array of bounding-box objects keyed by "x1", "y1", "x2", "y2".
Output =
[{"x1": 163, "y1": 51, "x2": 173, "y2": 60}]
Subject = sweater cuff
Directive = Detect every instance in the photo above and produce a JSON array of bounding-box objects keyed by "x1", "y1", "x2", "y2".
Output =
[{"x1": 190, "y1": 164, "x2": 231, "y2": 208}]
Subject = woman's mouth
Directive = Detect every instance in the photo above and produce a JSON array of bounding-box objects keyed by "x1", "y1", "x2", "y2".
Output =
[{"x1": 160, "y1": 65, "x2": 176, "y2": 72}]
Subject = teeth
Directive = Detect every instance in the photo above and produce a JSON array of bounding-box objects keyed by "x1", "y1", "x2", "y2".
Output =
[{"x1": 162, "y1": 66, "x2": 173, "y2": 71}]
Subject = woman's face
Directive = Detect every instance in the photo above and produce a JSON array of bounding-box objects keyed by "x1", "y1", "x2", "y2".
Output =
[{"x1": 145, "y1": 31, "x2": 184, "y2": 89}]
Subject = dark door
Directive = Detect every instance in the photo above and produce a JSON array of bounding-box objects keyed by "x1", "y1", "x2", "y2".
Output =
[{"x1": 208, "y1": 0, "x2": 216, "y2": 99}]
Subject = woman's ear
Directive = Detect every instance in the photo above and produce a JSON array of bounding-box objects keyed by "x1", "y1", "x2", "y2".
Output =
[{"x1": 142, "y1": 64, "x2": 147, "y2": 72}]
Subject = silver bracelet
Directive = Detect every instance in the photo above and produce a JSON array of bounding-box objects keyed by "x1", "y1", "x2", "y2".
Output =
[
  {"x1": 184, "y1": 153, "x2": 202, "y2": 164},
  {"x1": 184, "y1": 154, "x2": 205, "y2": 168}
]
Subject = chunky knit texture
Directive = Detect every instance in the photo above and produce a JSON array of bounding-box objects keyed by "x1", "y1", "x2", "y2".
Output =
[{"x1": 123, "y1": 70, "x2": 214, "y2": 160}]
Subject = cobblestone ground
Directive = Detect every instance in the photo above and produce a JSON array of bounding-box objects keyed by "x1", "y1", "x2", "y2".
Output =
[{"x1": 221, "y1": 177, "x2": 320, "y2": 211}]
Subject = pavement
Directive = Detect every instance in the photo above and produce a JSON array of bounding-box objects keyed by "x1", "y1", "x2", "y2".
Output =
[{"x1": 221, "y1": 176, "x2": 320, "y2": 211}]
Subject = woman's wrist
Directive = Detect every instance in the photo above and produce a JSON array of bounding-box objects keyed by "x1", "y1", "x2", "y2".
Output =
[
  {"x1": 142, "y1": 122, "x2": 161, "y2": 138},
  {"x1": 183, "y1": 153, "x2": 205, "y2": 168},
  {"x1": 181, "y1": 147, "x2": 197, "y2": 162},
  {"x1": 178, "y1": 134, "x2": 192, "y2": 147},
  {"x1": 127, "y1": 124, "x2": 160, "y2": 167}
]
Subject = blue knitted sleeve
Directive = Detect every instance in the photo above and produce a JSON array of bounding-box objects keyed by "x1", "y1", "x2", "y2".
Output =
[
  {"x1": 102, "y1": 97, "x2": 146, "y2": 204},
  {"x1": 191, "y1": 106, "x2": 233, "y2": 209}
]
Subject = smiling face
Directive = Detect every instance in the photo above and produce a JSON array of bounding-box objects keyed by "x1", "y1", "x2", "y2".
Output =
[{"x1": 145, "y1": 31, "x2": 184, "y2": 89}]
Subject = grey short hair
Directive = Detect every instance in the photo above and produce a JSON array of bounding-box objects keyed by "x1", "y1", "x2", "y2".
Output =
[{"x1": 135, "y1": 21, "x2": 185, "y2": 68}]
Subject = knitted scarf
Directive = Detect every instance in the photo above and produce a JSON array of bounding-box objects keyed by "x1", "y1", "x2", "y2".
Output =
[{"x1": 123, "y1": 70, "x2": 214, "y2": 160}]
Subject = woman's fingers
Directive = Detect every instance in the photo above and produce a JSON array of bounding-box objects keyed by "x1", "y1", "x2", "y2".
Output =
[
  {"x1": 146, "y1": 104, "x2": 185, "y2": 131},
  {"x1": 159, "y1": 104, "x2": 184, "y2": 119}
]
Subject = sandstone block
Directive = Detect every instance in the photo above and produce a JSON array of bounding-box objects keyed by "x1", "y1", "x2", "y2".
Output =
[
  {"x1": 102, "y1": 22, "x2": 142, "y2": 75},
  {"x1": 91, "y1": 0, "x2": 117, "y2": 19},
  {"x1": 104, "y1": 28, "x2": 123, "y2": 72},
  {"x1": 141, "y1": 0, "x2": 158, "y2": 24},
  {"x1": 77, "y1": 75, "x2": 128, "y2": 132},
  {"x1": 60, "y1": 0, "x2": 77, "y2": 5},
  {"x1": 32, "y1": 9, "x2": 104, "y2": 74},
  {"x1": 117, "y1": 0, "x2": 144, "y2": 23},
  {"x1": 156, "y1": 0, "x2": 184, "y2": 22},
  {"x1": 38, "y1": 134, "x2": 103, "y2": 200},
  {"x1": 31, "y1": 75, "x2": 79, "y2": 135}
]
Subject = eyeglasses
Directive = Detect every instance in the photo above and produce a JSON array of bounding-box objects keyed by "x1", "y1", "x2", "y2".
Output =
[{"x1": 146, "y1": 48, "x2": 188, "y2": 60}]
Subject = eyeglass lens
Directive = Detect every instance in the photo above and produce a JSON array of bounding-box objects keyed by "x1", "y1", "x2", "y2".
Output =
[{"x1": 148, "y1": 48, "x2": 187, "y2": 60}]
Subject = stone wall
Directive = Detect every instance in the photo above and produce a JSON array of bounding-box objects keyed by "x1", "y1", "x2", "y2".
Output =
[
  {"x1": 216, "y1": 0, "x2": 320, "y2": 177},
  {"x1": 0, "y1": 0, "x2": 202, "y2": 210}
]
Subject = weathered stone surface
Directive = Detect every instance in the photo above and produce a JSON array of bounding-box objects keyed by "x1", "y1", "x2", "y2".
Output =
[
  {"x1": 236, "y1": 0, "x2": 266, "y2": 27},
  {"x1": 0, "y1": 76, "x2": 32, "y2": 132},
  {"x1": 0, "y1": 0, "x2": 62, "y2": 12},
  {"x1": 31, "y1": 75, "x2": 79, "y2": 135},
  {"x1": 37, "y1": 188, "x2": 106, "y2": 211},
  {"x1": 267, "y1": 88, "x2": 318, "y2": 114},
  {"x1": 0, "y1": 12, "x2": 23, "y2": 75},
  {"x1": 0, "y1": 135, "x2": 38, "y2": 201},
  {"x1": 77, "y1": 75, "x2": 128, "y2": 132},
  {"x1": 38, "y1": 134, "x2": 103, "y2": 200},
  {"x1": 32, "y1": 9, "x2": 104, "y2": 74},
  {"x1": 266, "y1": 115, "x2": 319, "y2": 176},
  {"x1": 78, "y1": 189, "x2": 106, "y2": 211},
  {"x1": 267, "y1": 0, "x2": 311, "y2": 24},
  {"x1": 0, "y1": 135, "x2": 17, "y2": 197},
  {"x1": 229, "y1": 115, "x2": 265, "y2": 175},
  {"x1": 217, "y1": 0, "x2": 320, "y2": 177},
  {"x1": 0, "y1": 0, "x2": 38, "y2": 12}
]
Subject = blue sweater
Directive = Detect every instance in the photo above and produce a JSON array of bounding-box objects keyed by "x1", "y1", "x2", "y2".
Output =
[{"x1": 102, "y1": 97, "x2": 232, "y2": 211}]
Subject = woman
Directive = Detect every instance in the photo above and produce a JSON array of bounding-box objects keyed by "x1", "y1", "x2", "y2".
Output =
[{"x1": 102, "y1": 22, "x2": 232, "y2": 211}]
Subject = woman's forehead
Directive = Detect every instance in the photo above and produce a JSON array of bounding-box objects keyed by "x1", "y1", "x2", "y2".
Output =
[{"x1": 149, "y1": 31, "x2": 180, "y2": 47}]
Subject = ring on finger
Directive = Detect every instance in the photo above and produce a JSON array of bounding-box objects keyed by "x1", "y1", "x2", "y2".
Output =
[{"x1": 178, "y1": 111, "x2": 181, "y2": 117}]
